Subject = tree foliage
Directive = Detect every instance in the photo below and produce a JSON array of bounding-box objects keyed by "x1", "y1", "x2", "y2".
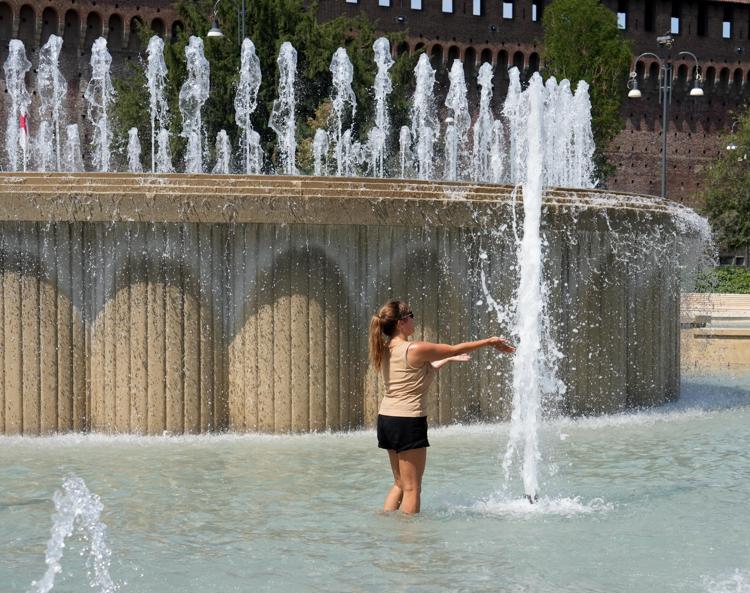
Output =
[
  {"x1": 542, "y1": 0, "x2": 631, "y2": 179},
  {"x1": 113, "y1": 0, "x2": 414, "y2": 173},
  {"x1": 695, "y1": 267, "x2": 750, "y2": 294},
  {"x1": 699, "y1": 111, "x2": 750, "y2": 253}
]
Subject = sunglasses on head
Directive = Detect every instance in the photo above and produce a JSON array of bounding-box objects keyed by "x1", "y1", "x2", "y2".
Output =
[{"x1": 399, "y1": 311, "x2": 414, "y2": 320}]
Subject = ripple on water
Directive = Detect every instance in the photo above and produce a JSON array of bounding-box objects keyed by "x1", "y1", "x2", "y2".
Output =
[{"x1": 703, "y1": 570, "x2": 750, "y2": 593}]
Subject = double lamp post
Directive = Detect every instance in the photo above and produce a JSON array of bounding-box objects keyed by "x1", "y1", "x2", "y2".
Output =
[{"x1": 626, "y1": 33, "x2": 703, "y2": 200}]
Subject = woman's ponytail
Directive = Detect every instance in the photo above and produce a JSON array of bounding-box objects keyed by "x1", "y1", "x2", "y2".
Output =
[{"x1": 368, "y1": 300, "x2": 410, "y2": 370}]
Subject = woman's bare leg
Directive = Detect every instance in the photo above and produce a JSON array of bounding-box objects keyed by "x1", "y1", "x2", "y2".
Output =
[
  {"x1": 383, "y1": 449, "x2": 403, "y2": 511},
  {"x1": 398, "y1": 447, "x2": 427, "y2": 514}
]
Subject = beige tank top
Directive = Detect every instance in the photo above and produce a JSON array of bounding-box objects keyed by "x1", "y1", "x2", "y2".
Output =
[{"x1": 378, "y1": 340, "x2": 436, "y2": 417}]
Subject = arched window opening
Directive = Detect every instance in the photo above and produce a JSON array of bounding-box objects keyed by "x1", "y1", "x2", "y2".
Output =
[
  {"x1": 171, "y1": 20, "x2": 184, "y2": 41},
  {"x1": 397, "y1": 41, "x2": 409, "y2": 57},
  {"x1": 512, "y1": 51, "x2": 524, "y2": 72},
  {"x1": 63, "y1": 9, "x2": 81, "y2": 50},
  {"x1": 528, "y1": 52, "x2": 540, "y2": 74},
  {"x1": 18, "y1": 5, "x2": 36, "y2": 44},
  {"x1": 151, "y1": 18, "x2": 165, "y2": 37},
  {"x1": 84, "y1": 12, "x2": 103, "y2": 50},
  {"x1": 480, "y1": 48, "x2": 492, "y2": 65},
  {"x1": 40, "y1": 7, "x2": 58, "y2": 44},
  {"x1": 128, "y1": 16, "x2": 144, "y2": 50},
  {"x1": 430, "y1": 44, "x2": 443, "y2": 67},
  {"x1": 0, "y1": 2, "x2": 13, "y2": 40},
  {"x1": 108, "y1": 14, "x2": 124, "y2": 50},
  {"x1": 447, "y1": 45, "x2": 460, "y2": 66}
]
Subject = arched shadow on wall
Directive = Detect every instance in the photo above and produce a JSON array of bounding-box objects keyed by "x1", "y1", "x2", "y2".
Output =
[
  {"x1": 227, "y1": 235, "x2": 361, "y2": 433},
  {"x1": 0, "y1": 236, "x2": 86, "y2": 435},
  {"x1": 88, "y1": 224, "x2": 225, "y2": 435}
]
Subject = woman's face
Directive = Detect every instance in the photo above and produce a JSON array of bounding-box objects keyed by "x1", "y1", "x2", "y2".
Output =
[{"x1": 398, "y1": 311, "x2": 415, "y2": 336}]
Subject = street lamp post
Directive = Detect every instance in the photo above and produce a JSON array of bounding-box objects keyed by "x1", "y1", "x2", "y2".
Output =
[
  {"x1": 626, "y1": 34, "x2": 703, "y2": 200},
  {"x1": 207, "y1": 0, "x2": 248, "y2": 45}
]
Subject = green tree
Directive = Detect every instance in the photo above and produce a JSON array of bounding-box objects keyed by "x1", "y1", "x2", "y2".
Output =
[
  {"x1": 542, "y1": 0, "x2": 631, "y2": 180},
  {"x1": 113, "y1": 0, "x2": 412, "y2": 173},
  {"x1": 700, "y1": 111, "x2": 750, "y2": 255}
]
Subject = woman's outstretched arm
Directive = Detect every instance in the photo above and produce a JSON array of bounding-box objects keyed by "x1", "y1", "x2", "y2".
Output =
[{"x1": 409, "y1": 337, "x2": 514, "y2": 367}]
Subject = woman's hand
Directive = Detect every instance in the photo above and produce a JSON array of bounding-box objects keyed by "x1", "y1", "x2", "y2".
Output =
[{"x1": 487, "y1": 336, "x2": 515, "y2": 353}]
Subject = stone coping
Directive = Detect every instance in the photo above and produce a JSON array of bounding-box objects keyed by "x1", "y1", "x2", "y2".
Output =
[
  {"x1": 0, "y1": 173, "x2": 681, "y2": 227},
  {"x1": 690, "y1": 328, "x2": 750, "y2": 337}
]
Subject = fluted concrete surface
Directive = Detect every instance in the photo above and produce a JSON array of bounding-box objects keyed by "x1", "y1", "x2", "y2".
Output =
[{"x1": 0, "y1": 174, "x2": 685, "y2": 434}]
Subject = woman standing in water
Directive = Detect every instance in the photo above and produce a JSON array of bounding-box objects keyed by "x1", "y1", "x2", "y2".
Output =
[{"x1": 369, "y1": 299, "x2": 515, "y2": 514}]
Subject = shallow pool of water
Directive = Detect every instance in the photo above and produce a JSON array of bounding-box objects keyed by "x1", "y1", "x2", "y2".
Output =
[{"x1": 2, "y1": 374, "x2": 749, "y2": 593}]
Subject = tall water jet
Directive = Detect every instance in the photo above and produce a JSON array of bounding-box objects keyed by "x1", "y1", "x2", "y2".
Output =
[
  {"x1": 472, "y1": 62, "x2": 495, "y2": 183},
  {"x1": 269, "y1": 42, "x2": 298, "y2": 175},
  {"x1": 235, "y1": 38, "x2": 263, "y2": 174},
  {"x1": 571, "y1": 81, "x2": 595, "y2": 188},
  {"x1": 411, "y1": 54, "x2": 439, "y2": 180},
  {"x1": 399, "y1": 125, "x2": 413, "y2": 178},
  {"x1": 543, "y1": 77, "x2": 559, "y2": 186},
  {"x1": 4, "y1": 40, "x2": 32, "y2": 172},
  {"x1": 503, "y1": 67, "x2": 523, "y2": 184},
  {"x1": 329, "y1": 47, "x2": 357, "y2": 177},
  {"x1": 155, "y1": 128, "x2": 174, "y2": 173},
  {"x1": 63, "y1": 124, "x2": 84, "y2": 172},
  {"x1": 146, "y1": 35, "x2": 169, "y2": 173},
  {"x1": 27, "y1": 476, "x2": 116, "y2": 593},
  {"x1": 35, "y1": 121, "x2": 55, "y2": 172},
  {"x1": 313, "y1": 128, "x2": 329, "y2": 176},
  {"x1": 179, "y1": 36, "x2": 210, "y2": 174},
  {"x1": 127, "y1": 127, "x2": 143, "y2": 173},
  {"x1": 37, "y1": 34, "x2": 67, "y2": 171},
  {"x1": 84, "y1": 38, "x2": 115, "y2": 172},
  {"x1": 444, "y1": 59, "x2": 471, "y2": 182},
  {"x1": 548, "y1": 79, "x2": 574, "y2": 187},
  {"x1": 503, "y1": 73, "x2": 546, "y2": 503},
  {"x1": 370, "y1": 37, "x2": 394, "y2": 177},
  {"x1": 213, "y1": 129, "x2": 231, "y2": 174}
]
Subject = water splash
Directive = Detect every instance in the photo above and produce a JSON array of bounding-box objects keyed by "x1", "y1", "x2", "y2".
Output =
[
  {"x1": 444, "y1": 59, "x2": 471, "y2": 181},
  {"x1": 146, "y1": 35, "x2": 169, "y2": 173},
  {"x1": 179, "y1": 36, "x2": 210, "y2": 174},
  {"x1": 84, "y1": 38, "x2": 115, "y2": 173},
  {"x1": 213, "y1": 129, "x2": 232, "y2": 174},
  {"x1": 503, "y1": 67, "x2": 523, "y2": 184},
  {"x1": 155, "y1": 128, "x2": 174, "y2": 173},
  {"x1": 63, "y1": 124, "x2": 84, "y2": 173},
  {"x1": 269, "y1": 42, "x2": 298, "y2": 175},
  {"x1": 4, "y1": 39, "x2": 32, "y2": 172},
  {"x1": 235, "y1": 38, "x2": 263, "y2": 174},
  {"x1": 27, "y1": 475, "x2": 117, "y2": 593},
  {"x1": 35, "y1": 121, "x2": 55, "y2": 172},
  {"x1": 489, "y1": 120, "x2": 506, "y2": 183},
  {"x1": 313, "y1": 128, "x2": 329, "y2": 176},
  {"x1": 329, "y1": 47, "x2": 357, "y2": 176},
  {"x1": 37, "y1": 35, "x2": 66, "y2": 171},
  {"x1": 571, "y1": 81, "x2": 596, "y2": 188},
  {"x1": 411, "y1": 54, "x2": 439, "y2": 180},
  {"x1": 127, "y1": 127, "x2": 143, "y2": 173},
  {"x1": 399, "y1": 125, "x2": 413, "y2": 179}
]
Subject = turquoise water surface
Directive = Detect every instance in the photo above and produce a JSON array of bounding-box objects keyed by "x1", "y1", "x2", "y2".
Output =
[{"x1": 1, "y1": 374, "x2": 749, "y2": 593}]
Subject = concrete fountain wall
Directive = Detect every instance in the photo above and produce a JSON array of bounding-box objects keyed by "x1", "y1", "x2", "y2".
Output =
[{"x1": 0, "y1": 173, "x2": 681, "y2": 435}]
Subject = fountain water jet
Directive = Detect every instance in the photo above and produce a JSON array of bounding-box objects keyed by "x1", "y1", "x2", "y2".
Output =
[
  {"x1": 213, "y1": 129, "x2": 232, "y2": 174},
  {"x1": 370, "y1": 37, "x2": 393, "y2": 177},
  {"x1": 329, "y1": 48, "x2": 357, "y2": 177},
  {"x1": 235, "y1": 38, "x2": 263, "y2": 174},
  {"x1": 472, "y1": 62, "x2": 495, "y2": 183},
  {"x1": 146, "y1": 35, "x2": 169, "y2": 173},
  {"x1": 84, "y1": 38, "x2": 115, "y2": 173},
  {"x1": 444, "y1": 59, "x2": 471, "y2": 181},
  {"x1": 314, "y1": 128, "x2": 329, "y2": 176},
  {"x1": 27, "y1": 476, "x2": 116, "y2": 593},
  {"x1": 155, "y1": 128, "x2": 174, "y2": 173},
  {"x1": 411, "y1": 54, "x2": 439, "y2": 180},
  {"x1": 179, "y1": 36, "x2": 210, "y2": 174},
  {"x1": 4, "y1": 39, "x2": 32, "y2": 172},
  {"x1": 37, "y1": 35, "x2": 66, "y2": 171},
  {"x1": 269, "y1": 42, "x2": 298, "y2": 175}
]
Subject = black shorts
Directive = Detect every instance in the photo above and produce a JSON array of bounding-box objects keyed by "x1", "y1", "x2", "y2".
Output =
[{"x1": 377, "y1": 415, "x2": 430, "y2": 453}]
